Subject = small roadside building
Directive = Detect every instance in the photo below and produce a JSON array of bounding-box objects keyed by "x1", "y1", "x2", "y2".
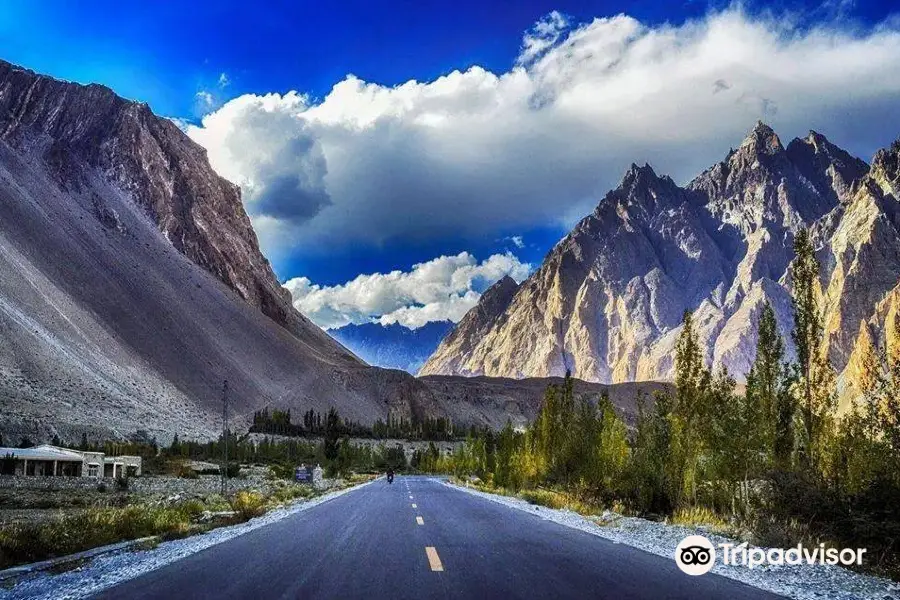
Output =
[{"x1": 0, "y1": 444, "x2": 142, "y2": 478}]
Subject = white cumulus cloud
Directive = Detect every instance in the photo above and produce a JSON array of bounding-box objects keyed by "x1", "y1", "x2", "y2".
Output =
[
  {"x1": 284, "y1": 252, "x2": 531, "y2": 329},
  {"x1": 186, "y1": 6, "x2": 900, "y2": 262}
]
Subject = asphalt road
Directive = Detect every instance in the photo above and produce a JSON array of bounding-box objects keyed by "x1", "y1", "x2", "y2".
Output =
[{"x1": 96, "y1": 477, "x2": 781, "y2": 600}]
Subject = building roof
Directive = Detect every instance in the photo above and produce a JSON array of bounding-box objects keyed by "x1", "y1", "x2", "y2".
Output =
[{"x1": 0, "y1": 444, "x2": 87, "y2": 461}]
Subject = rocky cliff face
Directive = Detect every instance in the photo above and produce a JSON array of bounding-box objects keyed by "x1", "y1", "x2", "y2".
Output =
[
  {"x1": 422, "y1": 123, "x2": 900, "y2": 411},
  {"x1": 420, "y1": 276, "x2": 518, "y2": 375},
  {"x1": 0, "y1": 60, "x2": 352, "y2": 361}
]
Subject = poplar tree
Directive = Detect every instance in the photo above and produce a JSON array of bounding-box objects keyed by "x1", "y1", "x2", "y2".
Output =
[
  {"x1": 671, "y1": 311, "x2": 710, "y2": 506},
  {"x1": 323, "y1": 407, "x2": 341, "y2": 461},
  {"x1": 790, "y1": 228, "x2": 835, "y2": 472},
  {"x1": 861, "y1": 315, "x2": 900, "y2": 457},
  {"x1": 745, "y1": 303, "x2": 791, "y2": 472}
]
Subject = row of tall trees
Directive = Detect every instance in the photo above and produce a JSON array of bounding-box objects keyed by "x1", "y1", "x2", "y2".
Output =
[
  {"x1": 167, "y1": 430, "x2": 407, "y2": 476},
  {"x1": 248, "y1": 406, "x2": 461, "y2": 442}
]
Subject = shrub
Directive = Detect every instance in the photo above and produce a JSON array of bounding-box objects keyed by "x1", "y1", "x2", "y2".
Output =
[
  {"x1": 0, "y1": 504, "x2": 197, "y2": 569},
  {"x1": 269, "y1": 462, "x2": 295, "y2": 480},
  {"x1": 230, "y1": 491, "x2": 266, "y2": 521},
  {"x1": 270, "y1": 484, "x2": 312, "y2": 505},
  {"x1": 668, "y1": 506, "x2": 735, "y2": 536},
  {"x1": 202, "y1": 494, "x2": 231, "y2": 512},
  {"x1": 178, "y1": 499, "x2": 207, "y2": 520},
  {"x1": 519, "y1": 489, "x2": 568, "y2": 510}
]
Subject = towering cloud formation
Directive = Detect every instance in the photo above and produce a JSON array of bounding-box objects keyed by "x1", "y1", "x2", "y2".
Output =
[{"x1": 187, "y1": 7, "x2": 900, "y2": 260}]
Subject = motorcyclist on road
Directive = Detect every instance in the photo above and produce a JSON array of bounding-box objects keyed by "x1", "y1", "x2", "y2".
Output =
[{"x1": 387, "y1": 468, "x2": 394, "y2": 484}]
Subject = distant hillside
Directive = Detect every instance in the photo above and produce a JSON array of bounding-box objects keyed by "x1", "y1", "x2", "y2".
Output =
[{"x1": 329, "y1": 321, "x2": 454, "y2": 374}]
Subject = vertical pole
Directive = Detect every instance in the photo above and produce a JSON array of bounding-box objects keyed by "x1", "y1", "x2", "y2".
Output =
[{"x1": 221, "y1": 379, "x2": 229, "y2": 496}]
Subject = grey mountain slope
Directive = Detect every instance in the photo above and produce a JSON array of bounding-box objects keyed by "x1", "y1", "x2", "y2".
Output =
[
  {"x1": 0, "y1": 59, "x2": 354, "y2": 362},
  {"x1": 0, "y1": 61, "x2": 444, "y2": 442},
  {"x1": 0, "y1": 131, "x2": 442, "y2": 442}
]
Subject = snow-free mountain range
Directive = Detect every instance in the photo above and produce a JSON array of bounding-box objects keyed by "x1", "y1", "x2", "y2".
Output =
[
  {"x1": 328, "y1": 321, "x2": 454, "y2": 375},
  {"x1": 0, "y1": 60, "x2": 897, "y2": 442},
  {"x1": 0, "y1": 60, "x2": 657, "y2": 442},
  {"x1": 422, "y1": 122, "x2": 900, "y2": 413}
]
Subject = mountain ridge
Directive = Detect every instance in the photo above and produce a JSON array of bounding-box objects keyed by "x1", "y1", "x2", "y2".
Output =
[{"x1": 422, "y1": 123, "x2": 900, "y2": 411}]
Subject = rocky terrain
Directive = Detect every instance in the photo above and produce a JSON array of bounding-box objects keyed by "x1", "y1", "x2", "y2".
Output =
[
  {"x1": 328, "y1": 321, "x2": 454, "y2": 374},
  {"x1": 421, "y1": 276, "x2": 519, "y2": 376},
  {"x1": 421, "y1": 123, "x2": 900, "y2": 411}
]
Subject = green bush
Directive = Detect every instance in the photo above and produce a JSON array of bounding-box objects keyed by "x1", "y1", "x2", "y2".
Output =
[
  {"x1": 519, "y1": 489, "x2": 568, "y2": 510},
  {"x1": 270, "y1": 484, "x2": 312, "y2": 505},
  {"x1": 230, "y1": 491, "x2": 266, "y2": 520}
]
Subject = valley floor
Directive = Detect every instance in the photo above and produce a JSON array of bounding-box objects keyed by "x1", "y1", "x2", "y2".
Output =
[{"x1": 3, "y1": 477, "x2": 897, "y2": 599}]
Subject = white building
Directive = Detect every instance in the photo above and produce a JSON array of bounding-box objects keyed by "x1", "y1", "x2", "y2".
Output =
[{"x1": 0, "y1": 444, "x2": 142, "y2": 478}]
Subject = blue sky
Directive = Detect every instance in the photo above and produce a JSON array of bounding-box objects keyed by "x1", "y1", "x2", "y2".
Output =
[
  {"x1": 2, "y1": 1, "x2": 900, "y2": 329},
  {"x1": 2, "y1": 1, "x2": 893, "y2": 119}
]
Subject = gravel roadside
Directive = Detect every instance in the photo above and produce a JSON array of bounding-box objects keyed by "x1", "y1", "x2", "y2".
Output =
[
  {"x1": 0, "y1": 479, "x2": 376, "y2": 600},
  {"x1": 444, "y1": 480, "x2": 900, "y2": 600}
]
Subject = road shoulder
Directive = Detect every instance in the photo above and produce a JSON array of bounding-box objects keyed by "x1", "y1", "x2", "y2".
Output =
[
  {"x1": 442, "y1": 480, "x2": 899, "y2": 600},
  {"x1": 0, "y1": 479, "x2": 377, "y2": 600}
]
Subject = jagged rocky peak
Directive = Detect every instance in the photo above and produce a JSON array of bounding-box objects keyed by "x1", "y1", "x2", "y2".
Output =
[
  {"x1": 481, "y1": 275, "x2": 519, "y2": 307},
  {"x1": 689, "y1": 122, "x2": 866, "y2": 233},
  {"x1": 446, "y1": 275, "x2": 518, "y2": 341},
  {"x1": 786, "y1": 130, "x2": 869, "y2": 203},
  {"x1": 591, "y1": 161, "x2": 683, "y2": 227},
  {"x1": 621, "y1": 162, "x2": 660, "y2": 186},
  {"x1": 0, "y1": 59, "x2": 348, "y2": 357},
  {"x1": 421, "y1": 121, "x2": 900, "y2": 411},
  {"x1": 739, "y1": 120, "x2": 784, "y2": 156},
  {"x1": 871, "y1": 138, "x2": 900, "y2": 197}
]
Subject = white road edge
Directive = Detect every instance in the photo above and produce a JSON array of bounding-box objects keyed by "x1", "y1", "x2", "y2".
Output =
[{"x1": 443, "y1": 479, "x2": 900, "y2": 600}]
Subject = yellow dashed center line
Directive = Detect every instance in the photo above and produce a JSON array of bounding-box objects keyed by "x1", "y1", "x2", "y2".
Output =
[
  {"x1": 411, "y1": 503, "x2": 417, "y2": 508},
  {"x1": 409, "y1": 495, "x2": 414, "y2": 499},
  {"x1": 416, "y1": 516, "x2": 424, "y2": 525},
  {"x1": 425, "y1": 546, "x2": 444, "y2": 572}
]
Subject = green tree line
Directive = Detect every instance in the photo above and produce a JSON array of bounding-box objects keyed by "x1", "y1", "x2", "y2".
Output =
[{"x1": 422, "y1": 229, "x2": 900, "y2": 578}]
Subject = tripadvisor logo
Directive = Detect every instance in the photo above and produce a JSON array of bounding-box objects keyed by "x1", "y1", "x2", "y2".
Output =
[
  {"x1": 675, "y1": 535, "x2": 867, "y2": 575},
  {"x1": 675, "y1": 535, "x2": 716, "y2": 575}
]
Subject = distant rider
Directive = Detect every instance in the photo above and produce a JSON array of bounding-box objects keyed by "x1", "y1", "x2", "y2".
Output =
[{"x1": 387, "y1": 467, "x2": 394, "y2": 483}]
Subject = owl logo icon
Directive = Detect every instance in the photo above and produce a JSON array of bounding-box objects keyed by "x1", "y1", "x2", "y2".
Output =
[{"x1": 675, "y1": 535, "x2": 716, "y2": 575}]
